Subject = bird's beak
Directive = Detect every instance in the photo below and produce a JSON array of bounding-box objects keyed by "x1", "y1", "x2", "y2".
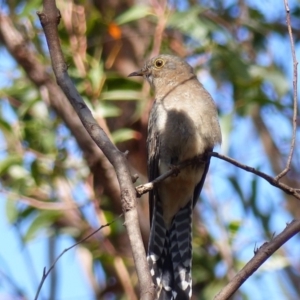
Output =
[{"x1": 128, "y1": 69, "x2": 145, "y2": 77}]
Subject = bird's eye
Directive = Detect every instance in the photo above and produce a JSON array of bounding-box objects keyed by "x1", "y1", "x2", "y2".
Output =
[{"x1": 154, "y1": 59, "x2": 164, "y2": 68}]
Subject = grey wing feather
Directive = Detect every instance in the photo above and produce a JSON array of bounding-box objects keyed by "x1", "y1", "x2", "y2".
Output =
[
  {"x1": 147, "y1": 100, "x2": 160, "y2": 225},
  {"x1": 192, "y1": 152, "x2": 212, "y2": 207}
]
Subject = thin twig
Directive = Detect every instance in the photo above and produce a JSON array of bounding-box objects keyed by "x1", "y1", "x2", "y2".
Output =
[
  {"x1": 136, "y1": 152, "x2": 300, "y2": 200},
  {"x1": 150, "y1": 0, "x2": 168, "y2": 57},
  {"x1": 210, "y1": 152, "x2": 300, "y2": 199},
  {"x1": 0, "y1": 189, "x2": 83, "y2": 210},
  {"x1": 136, "y1": 156, "x2": 197, "y2": 196},
  {"x1": 34, "y1": 216, "x2": 122, "y2": 300},
  {"x1": 276, "y1": 0, "x2": 299, "y2": 180},
  {"x1": 214, "y1": 219, "x2": 300, "y2": 300}
]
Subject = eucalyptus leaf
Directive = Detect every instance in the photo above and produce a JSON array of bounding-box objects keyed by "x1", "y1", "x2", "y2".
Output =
[
  {"x1": 100, "y1": 90, "x2": 142, "y2": 101},
  {"x1": 5, "y1": 197, "x2": 19, "y2": 224},
  {"x1": 115, "y1": 5, "x2": 151, "y2": 25},
  {"x1": 111, "y1": 128, "x2": 136, "y2": 143},
  {"x1": 0, "y1": 156, "x2": 23, "y2": 176},
  {"x1": 23, "y1": 210, "x2": 63, "y2": 242}
]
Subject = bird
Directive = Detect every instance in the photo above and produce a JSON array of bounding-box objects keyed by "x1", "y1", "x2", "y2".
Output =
[{"x1": 128, "y1": 54, "x2": 221, "y2": 300}]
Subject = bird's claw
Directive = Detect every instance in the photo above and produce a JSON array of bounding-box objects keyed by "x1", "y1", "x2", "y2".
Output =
[{"x1": 169, "y1": 164, "x2": 180, "y2": 177}]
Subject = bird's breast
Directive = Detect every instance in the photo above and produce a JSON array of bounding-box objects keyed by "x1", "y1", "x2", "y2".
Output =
[{"x1": 154, "y1": 101, "x2": 211, "y2": 167}]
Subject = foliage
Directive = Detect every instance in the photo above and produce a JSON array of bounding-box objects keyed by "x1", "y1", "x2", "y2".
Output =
[{"x1": 0, "y1": 0, "x2": 299, "y2": 299}]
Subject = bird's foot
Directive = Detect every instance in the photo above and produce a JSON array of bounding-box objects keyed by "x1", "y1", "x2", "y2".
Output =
[{"x1": 169, "y1": 164, "x2": 180, "y2": 177}]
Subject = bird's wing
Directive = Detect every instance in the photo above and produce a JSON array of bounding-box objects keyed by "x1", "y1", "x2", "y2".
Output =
[
  {"x1": 192, "y1": 151, "x2": 212, "y2": 207},
  {"x1": 147, "y1": 101, "x2": 160, "y2": 226}
]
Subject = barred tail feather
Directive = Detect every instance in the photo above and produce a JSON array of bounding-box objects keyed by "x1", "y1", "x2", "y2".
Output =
[
  {"x1": 148, "y1": 199, "x2": 193, "y2": 300},
  {"x1": 169, "y1": 200, "x2": 193, "y2": 299}
]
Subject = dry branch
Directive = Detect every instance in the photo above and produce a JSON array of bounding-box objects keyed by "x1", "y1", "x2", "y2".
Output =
[
  {"x1": 210, "y1": 152, "x2": 300, "y2": 200},
  {"x1": 214, "y1": 220, "x2": 300, "y2": 300},
  {"x1": 276, "y1": 0, "x2": 299, "y2": 180},
  {"x1": 136, "y1": 152, "x2": 300, "y2": 200},
  {"x1": 36, "y1": 1, "x2": 155, "y2": 299},
  {"x1": 34, "y1": 217, "x2": 121, "y2": 300}
]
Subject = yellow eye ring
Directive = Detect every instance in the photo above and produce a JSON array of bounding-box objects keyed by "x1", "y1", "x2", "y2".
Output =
[{"x1": 154, "y1": 59, "x2": 165, "y2": 68}]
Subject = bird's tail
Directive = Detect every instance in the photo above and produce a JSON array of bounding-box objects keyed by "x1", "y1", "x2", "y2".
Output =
[{"x1": 147, "y1": 198, "x2": 193, "y2": 300}]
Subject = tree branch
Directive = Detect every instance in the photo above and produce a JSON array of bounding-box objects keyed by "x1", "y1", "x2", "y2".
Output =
[
  {"x1": 0, "y1": 189, "x2": 83, "y2": 210},
  {"x1": 136, "y1": 155, "x2": 199, "y2": 196},
  {"x1": 36, "y1": 1, "x2": 155, "y2": 299},
  {"x1": 34, "y1": 217, "x2": 121, "y2": 300},
  {"x1": 214, "y1": 219, "x2": 300, "y2": 300},
  {"x1": 276, "y1": 0, "x2": 299, "y2": 180},
  {"x1": 136, "y1": 152, "x2": 300, "y2": 200},
  {"x1": 210, "y1": 152, "x2": 300, "y2": 199}
]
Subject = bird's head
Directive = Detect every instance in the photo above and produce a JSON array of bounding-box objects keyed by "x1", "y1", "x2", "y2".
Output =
[{"x1": 128, "y1": 54, "x2": 194, "y2": 91}]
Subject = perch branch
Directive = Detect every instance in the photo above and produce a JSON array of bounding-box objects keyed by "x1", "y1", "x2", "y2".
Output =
[{"x1": 136, "y1": 152, "x2": 300, "y2": 200}]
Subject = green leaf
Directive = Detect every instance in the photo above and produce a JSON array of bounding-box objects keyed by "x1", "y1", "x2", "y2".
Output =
[
  {"x1": 88, "y1": 61, "x2": 104, "y2": 93},
  {"x1": 95, "y1": 103, "x2": 121, "y2": 118},
  {"x1": 5, "y1": 197, "x2": 19, "y2": 224},
  {"x1": 249, "y1": 65, "x2": 289, "y2": 98},
  {"x1": 31, "y1": 159, "x2": 41, "y2": 186},
  {"x1": 168, "y1": 8, "x2": 219, "y2": 44},
  {"x1": 0, "y1": 156, "x2": 23, "y2": 176},
  {"x1": 19, "y1": 0, "x2": 43, "y2": 17},
  {"x1": 228, "y1": 220, "x2": 242, "y2": 236},
  {"x1": 100, "y1": 90, "x2": 142, "y2": 101},
  {"x1": 18, "y1": 97, "x2": 40, "y2": 118},
  {"x1": 228, "y1": 176, "x2": 247, "y2": 208},
  {"x1": 111, "y1": 128, "x2": 136, "y2": 143},
  {"x1": 115, "y1": 5, "x2": 151, "y2": 25},
  {"x1": 0, "y1": 118, "x2": 13, "y2": 133},
  {"x1": 23, "y1": 210, "x2": 63, "y2": 242},
  {"x1": 23, "y1": 119, "x2": 56, "y2": 153}
]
